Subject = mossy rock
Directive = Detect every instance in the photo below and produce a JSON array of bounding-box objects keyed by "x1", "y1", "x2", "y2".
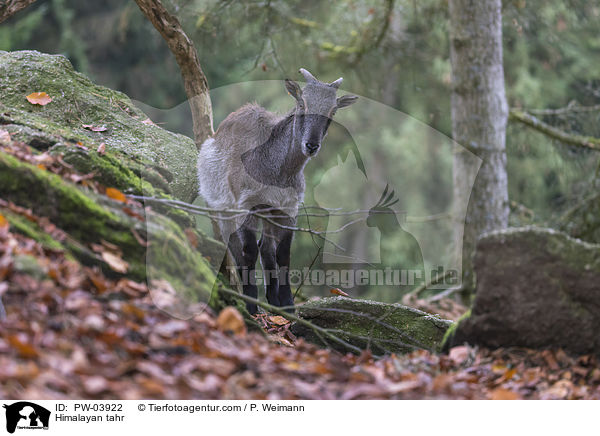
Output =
[
  {"x1": 0, "y1": 50, "x2": 198, "y2": 202},
  {"x1": 0, "y1": 150, "x2": 218, "y2": 308},
  {"x1": 444, "y1": 227, "x2": 600, "y2": 355},
  {"x1": 0, "y1": 49, "x2": 253, "y2": 323},
  {"x1": 291, "y1": 296, "x2": 453, "y2": 355}
]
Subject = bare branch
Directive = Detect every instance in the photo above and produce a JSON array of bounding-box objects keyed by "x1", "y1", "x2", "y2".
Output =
[
  {"x1": 525, "y1": 102, "x2": 600, "y2": 116},
  {"x1": 133, "y1": 0, "x2": 214, "y2": 146},
  {"x1": 0, "y1": 0, "x2": 37, "y2": 24},
  {"x1": 217, "y1": 288, "x2": 363, "y2": 354},
  {"x1": 509, "y1": 109, "x2": 600, "y2": 151}
]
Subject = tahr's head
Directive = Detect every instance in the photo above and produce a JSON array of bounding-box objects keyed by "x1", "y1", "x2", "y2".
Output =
[{"x1": 285, "y1": 68, "x2": 358, "y2": 158}]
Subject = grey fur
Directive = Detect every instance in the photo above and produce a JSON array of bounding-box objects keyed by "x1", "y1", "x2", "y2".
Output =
[{"x1": 197, "y1": 68, "x2": 357, "y2": 312}]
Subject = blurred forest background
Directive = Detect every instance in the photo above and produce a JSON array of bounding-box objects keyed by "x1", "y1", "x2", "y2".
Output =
[{"x1": 3, "y1": 0, "x2": 599, "y2": 301}]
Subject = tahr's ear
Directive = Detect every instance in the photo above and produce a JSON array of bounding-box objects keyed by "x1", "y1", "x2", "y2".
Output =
[
  {"x1": 285, "y1": 79, "x2": 302, "y2": 101},
  {"x1": 336, "y1": 94, "x2": 358, "y2": 108}
]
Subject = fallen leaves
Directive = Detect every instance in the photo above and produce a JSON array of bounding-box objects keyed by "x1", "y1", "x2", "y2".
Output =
[
  {"x1": 0, "y1": 129, "x2": 10, "y2": 143},
  {"x1": 0, "y1": 214, "x2": 8, "y2": 230},
  {"x1": 6, "y1": 335, "x2": 39, "y2": 359},
  {"x1": 489, "y1": 387, "x2": 521, "y2": 400},
  {"x1": 0, "y1": 139, "x2": 599, "y2": 399},
  {"x1": 216, "y1": 307, "x2": 247, "y2": 337},
  {"x1": 26, "y1": 92, "x2": 52, "y2": 106},
  {"x1": 268, "y1": 315, "x2": 290, "y2": 326}
]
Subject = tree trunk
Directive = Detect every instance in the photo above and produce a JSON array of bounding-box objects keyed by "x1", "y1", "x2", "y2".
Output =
[
  {"x1": 449, "y1": 0, "x2": 509, "y2": 293},
  {"x1": 0, "y1": 0, "x2": 37, "y2": 24},
  {"x1": 133, "y1": 0, "x2": 214, "y2": 146}
]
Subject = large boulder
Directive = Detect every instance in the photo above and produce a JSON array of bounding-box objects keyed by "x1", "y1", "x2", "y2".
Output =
[
  {"x1": 292, "y1": 296, "x2": 453, "y2": 355},
  {"x1": 0, "y1": 50, "x2": 243, "y2": 320},
  {"x1": 560, "y1": 192, "x2": 600, "y2": 244},
  {"x1": 0, "y1": 50, "x2": 198, "y2": 201},
  {"x1": 444, "y1": 227, "x2": 600, "y2": 355}
]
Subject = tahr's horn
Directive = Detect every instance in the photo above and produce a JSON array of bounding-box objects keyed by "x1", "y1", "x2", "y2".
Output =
[{"x1": 299, "y1": 68, "x2": 317, "y2": 82}]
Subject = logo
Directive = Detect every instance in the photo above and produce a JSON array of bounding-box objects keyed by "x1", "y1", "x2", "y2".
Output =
[{"x1": 3, "y1": 402, "x2": 50, "y2": 433}]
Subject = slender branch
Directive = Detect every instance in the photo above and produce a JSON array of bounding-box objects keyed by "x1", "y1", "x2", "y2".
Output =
[
  {"x1": 350, "y1": 0, "x2": 395, "y2": 66},
  {"x1": 218, "y1": 288, "x2": 363, "y2": 354},
  {"x1": 525, "y1": 103, "x2": 600, "y2": 116},
  {"x1": 133, "y1": 0, "x2": 214, "y2": 146},
  {"x1": 401, "y1": 269, "x2": 454, "y2": 302},
  {"x1": 509, "y1": 109, "x2": 600, "y2": 151},
  {"x1": 0, "y1": 0, "x2": 37, "y2": 23}
]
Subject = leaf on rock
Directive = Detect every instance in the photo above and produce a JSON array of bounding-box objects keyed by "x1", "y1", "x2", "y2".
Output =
[
  {"x1": 105, "y1": 187, "x2": 127, "y2": 203},
  {"x1": 82, "y1": 124, "x2": 108, "y2": 132},
  {"x1": 330, "y1": 288, "x2": 350, "y2": 297},
  {"x1": 184, "y1": 228, "x2": 198, "y2": 248},
  {"x1": 0, "y1": 129, "x2": 10, "y2": 143},
  {"x1": 0, "y1": 213, "x2": 9, "y2": 230},
  {"x1": 26, "y1": 92, "x2": 52, "y2": 105},
  {"x1": 101, "y1": 251, "x2": 129, "y2": 273}
]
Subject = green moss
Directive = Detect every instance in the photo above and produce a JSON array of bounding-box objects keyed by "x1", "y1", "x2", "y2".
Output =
[
  {"x1": 0, "y1": 50, "x2": 199, "y2": 202},
  {"x1": 0, "y1": 151, "x2": 146, "y2": 275},
  {"x1": 441, "y1": 308, "x2": 471, "y2": 351},
  {"x1": 13, "y1": 254, "x2": 47, "y2": 280},
  {"x1": 49, "y1": 144, "x2": 158, "y2": 196},
  {"x1": 146, "y1": 212, "x2": 216, "y2": 303},
  {"x1": 0, "y1": 49, "x2": 231, "y2": 313},
  {"x1": 1, "y1": 208, "x2": 64, "y2": 251},
  {"x1": 294, "y1": 297, "x2": 453, "y2": 354}
]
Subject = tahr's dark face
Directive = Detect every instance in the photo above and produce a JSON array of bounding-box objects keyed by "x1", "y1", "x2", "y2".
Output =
[
  {"x1": 285, "y1": 74, "x2": 357, "y2": 158},
  {"x1": 294, "y1": 82, "x2": 337, "y2": 157}
]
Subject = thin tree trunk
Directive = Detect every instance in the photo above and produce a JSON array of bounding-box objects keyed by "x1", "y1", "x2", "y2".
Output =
[
  {"x1": 449, "y1": 0, "x2": 509, "y2": 293},
  {"x1": 133, "y1": 0, "x2": 214, "y2": 146},
  {"x1": 0, "y1": 0, "x2": 37, "y2": 24}
]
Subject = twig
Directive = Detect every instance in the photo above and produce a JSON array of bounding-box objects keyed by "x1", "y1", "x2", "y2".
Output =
[
  {"x1": 427, "y1": 285, "x2": 462, "y2": 302},
  {"x1": 509, "y1": 109, "x2": 600, "y2": 151},
  {"x1": 402, "y1": 269, "x2": 454, "y2": 301},
  {"x1": 303, "y1": 305, "x2": 429, "y2": 350},
  {"x1": 525, "y1": 103, "x2": 600, "y2": 116},
  {"x1": 218, "y1": 288, "x2": 362, "y2": 353}
]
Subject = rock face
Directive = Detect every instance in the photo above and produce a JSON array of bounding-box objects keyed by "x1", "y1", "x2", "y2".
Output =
[
  {"x1": 292, "y1": 296, "x2": 453, "y2": 355},
  {"x1": 0, "y1": 50, "x2": 238, "y2": 319},
  {"x1": 445, "y1": 227, "x2": 600, "y2": 355},
  {"x1": 0, "y1": 50, "x2": 198, "y2": 201}
]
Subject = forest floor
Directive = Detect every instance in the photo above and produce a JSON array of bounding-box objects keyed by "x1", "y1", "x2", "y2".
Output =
[
  {"x1": 1, "y1": 136, "x2": 600, "y2": 400},
  {"x1": 1, "y1": 218, "x2": 600, "y2": 400}
]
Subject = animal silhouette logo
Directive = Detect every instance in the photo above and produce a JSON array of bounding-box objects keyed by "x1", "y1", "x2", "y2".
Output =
[
  {"x1": 3, "y1": 402, "x2": 50, "y2": 433},
  {"x1": 367, "y1": 184, "x2": 425, "y2": 287}
]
